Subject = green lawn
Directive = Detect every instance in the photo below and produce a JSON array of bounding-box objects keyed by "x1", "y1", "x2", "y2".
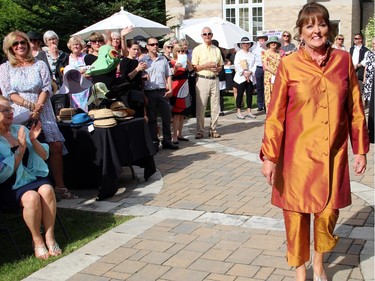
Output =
[{"x1": 0, "y1": 208, "x2": 131, "y2": 281}]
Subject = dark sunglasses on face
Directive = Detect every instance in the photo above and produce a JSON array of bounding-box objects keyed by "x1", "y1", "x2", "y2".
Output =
[
  {"x1": 283, "y1": 34, "x2": 290, "y2": 37},
  {"x1": 354, "y1": 37, "x2": 361, "y2": 40},
  {"x1": 12, "y1": 40, "x2": 27, "y2": 47},
  {"x1": 0, "y1": 107, "x2": 14, "y2": 114},
  {"x1": 177, "y1": 50, "x2": 185, "y2": 53},
  {"x1": 166, "y1": 46, "x2": 173, "y2": 49},
  {"x1": 202, "y1": 32, "x2": 213, "y2": 36},
  {"x1": 337, "y1": 38, "x2": 344, "y2": 41},
  {"x1": 148, "y1": 43, "x2": 158, "y2": 46}
]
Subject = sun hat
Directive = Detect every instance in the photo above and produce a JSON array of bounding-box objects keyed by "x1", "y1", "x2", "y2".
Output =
[
  {"x1": 112, "y1": 110, "x2": 134, "y2": 122},
  {"x1": 57, "y1": 108, "x2": 76, "y2": 122},
  {"x1": 87, "y1": 82, "x2": 109, "y2": 106},
  {"x1": 70, "y1": 112, "x2": 93, "y2": 127},
  {"x1": 59, "y1": 65, "x2": 93, "y2": 94},
  {"x1": 110, "y1": 101, "x2": 135, "y2": 117},
  {"x1": 256, "y1": 30, "x2": 268, "y2": 41},
  {"x1": 266, "y1": 36, "x2": 281, "y2": 48},
  {"x1": 92, "y1": 108, "x2": 117, "y2": 128},
  {"x1": 237, "y1": 37, "x2": 254, "y2": 48}
]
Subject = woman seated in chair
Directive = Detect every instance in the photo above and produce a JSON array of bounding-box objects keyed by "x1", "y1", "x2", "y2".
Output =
[{"x1": 0, "y1": 96, "x2": 62, "y2": 260}]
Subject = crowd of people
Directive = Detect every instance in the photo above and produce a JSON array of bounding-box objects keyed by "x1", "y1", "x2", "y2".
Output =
[{"x1": 0, "y1": 3, "x2": 373, "y2": 276}]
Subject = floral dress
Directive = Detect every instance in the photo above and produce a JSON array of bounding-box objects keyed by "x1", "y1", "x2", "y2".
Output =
[
  {"x1": 262, "y1": 49, "x2": 283, "y2": 111},
  {"x1": 68, "y1": 53, "x2": 91, "y2": 112},
  {"x1": 364, "y1": 51, "x2": 375, "y2": 102},
  {"x1": 0, "y1": 60, "x2": 65, "y2": 143}
]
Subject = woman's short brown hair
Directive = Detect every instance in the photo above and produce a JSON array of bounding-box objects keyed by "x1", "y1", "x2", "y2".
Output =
[
  {"x1": 294, "y1": 2, "x2": 332, "y2": 42},
  {"x1": 88, "y1": 32, "x2": 105, "y2": 42},
  {"x1": 2, "y1": 30, "x2": 34, "y2": 66}
]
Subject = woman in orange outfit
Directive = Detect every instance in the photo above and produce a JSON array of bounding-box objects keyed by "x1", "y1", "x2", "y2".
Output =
[{"x1": 260, "y1": 3, "x2": 369, "y2": 281}]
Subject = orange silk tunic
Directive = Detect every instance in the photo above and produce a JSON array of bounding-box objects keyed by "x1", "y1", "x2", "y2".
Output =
[{"x1": 261, "y1": 47, "x2": 369, "y2": 213}]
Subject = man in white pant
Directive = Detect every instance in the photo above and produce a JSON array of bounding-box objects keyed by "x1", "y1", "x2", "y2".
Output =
[{"x1": 192, "y1": 27, "x2": 224, "y2": 139}]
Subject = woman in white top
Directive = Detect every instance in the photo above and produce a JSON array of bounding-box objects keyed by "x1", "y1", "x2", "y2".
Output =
[
  {"x1": 233, "y1": 37, "x2": 257, "y2": 119},
  {"x1": 332, "y1": 34, "x2": 346, "y2": 50}
]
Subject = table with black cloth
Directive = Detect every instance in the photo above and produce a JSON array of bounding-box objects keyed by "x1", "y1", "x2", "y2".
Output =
[{"x1": 58, "y1": 118, "x2": 156, "y2": 200}]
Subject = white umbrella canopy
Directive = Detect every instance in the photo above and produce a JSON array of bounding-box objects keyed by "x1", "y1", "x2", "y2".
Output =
[
  {"x1": 72, "y1": 6, "x2": 172, "y2": 39},
  {"x1": 180, "y1": 17, "x2": 252, "y2": 49}
]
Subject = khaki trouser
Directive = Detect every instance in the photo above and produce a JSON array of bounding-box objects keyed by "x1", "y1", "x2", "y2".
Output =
[
  {"x1": 195, "y1": 77, "x2": 220, "y2": 134},
  {"x1": 283, "y1": 208, "x2": 339, "y2": 267}
]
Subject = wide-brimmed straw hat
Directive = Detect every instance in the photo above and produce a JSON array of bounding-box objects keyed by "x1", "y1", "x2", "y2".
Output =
[
  {"x1": 237, "y1": 37, "x2": 254, "y2": 48},
  {"x1": 110, "y1": 101, "x2": 135, "y2": 117},
  {"x1": 92, "y1": 108, "x2": 117, "y2": 128},
  {"x1": 266, "y1": 36, "x2": 281, "y2": 48},
  {"x1": 57, "y1": 108, "x2": 76, "y2": 122}
]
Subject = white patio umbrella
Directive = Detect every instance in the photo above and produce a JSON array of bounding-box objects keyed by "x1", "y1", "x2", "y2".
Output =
[
  {"x1": 72, "y1": 6, "x2": 172, "y2": 39},
  {"x1": 179, "y1": 17, "x2": 252, "y2": 49}
]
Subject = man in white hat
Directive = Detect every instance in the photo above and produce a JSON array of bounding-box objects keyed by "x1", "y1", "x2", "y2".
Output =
[
  {"x1": 253, "y1": 31, "x2": 268, "y2": 112},
  {"x1": 192, "y1": 27, "x2": 224, "y2": 139}
]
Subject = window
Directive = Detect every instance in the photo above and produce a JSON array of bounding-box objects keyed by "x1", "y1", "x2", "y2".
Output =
[{"x1": 223, "y1": 0, "x2": 263, "y2": 41}]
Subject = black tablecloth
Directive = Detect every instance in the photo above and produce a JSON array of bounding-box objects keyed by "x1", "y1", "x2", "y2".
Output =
[{"x1": 58, "y1": 118, "x2": 156, "y2": 200}]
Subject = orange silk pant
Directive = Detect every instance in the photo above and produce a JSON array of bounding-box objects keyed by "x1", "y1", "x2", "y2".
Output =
[{"x1": 283, "y1": 208, "x2": 339, "y2": 267}]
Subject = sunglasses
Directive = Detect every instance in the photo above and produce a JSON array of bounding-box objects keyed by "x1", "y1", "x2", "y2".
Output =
[
  {"x1": 90, "y1": 40, "x2": 104, "y2": 44},
  {"x1": 177, "y1": 50, "x2": 185, "y2": 53},
  {"x1": 12, "y1": 40, "x2": 27, "y2": 47},
  {"x1": 148, "y1": 43, "x2": 158, "y2": 46},
  {"x1": 337, "y1": 38, "x2": 344, "y2": 41},
  {"x1": 0, "y1": 107, "x2": 14, "y2": 114},
  {"x1": 354, "y1": 37, "x2": 361, "y2": 40},
  {"x1": 202, "y1": 32, "x2": 213, "y2": 36},
  {"x1": 166, "y1": 46, "x2": 173, "y2": 49},
  {"x1": 283, "y1": 34, "x2": 290, "y2": 37}
]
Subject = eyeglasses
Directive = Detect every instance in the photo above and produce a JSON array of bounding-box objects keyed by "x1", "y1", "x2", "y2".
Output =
[
  {"x1": 283, "y1": 34, "x2": 290, "y2": 38},
  {"x1": 0, "y1": 107, "x2": 14, "y2": 114},
  {"x1": 12, "y1": 40, "x2": 27, "y2": 47},
  {"x1": 337, "y1": 38, "x2": 344, "y2": 41},
  {"x1": 90, "y1": 40, "x2": 104, "y2": 44},
  {"x1": 202, "y1": 32, "x2": 213, "y2": 36},
  {"x1": 242, "y1": 42, "x2": 251, "y2": 45},
  {"x1": 177, "y1": 50, "x2": 185, "y2": 53},
  {"x1": 148, "y1": 43, "x2": 158, "y2": 47},
  {"x1": 166, "y1": 46, "x2": 173, "y2": 49},
  {"x1": 354, "y1": 37, "x2": 362, "y2": 40}
]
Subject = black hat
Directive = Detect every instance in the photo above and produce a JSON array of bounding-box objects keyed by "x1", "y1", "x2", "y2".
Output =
[{"x1": 26, "y1": 31, "x2": 42, "y2": 41}]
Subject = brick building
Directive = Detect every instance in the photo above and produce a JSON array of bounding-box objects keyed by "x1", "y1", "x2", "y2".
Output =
[{"x1": 166, "y1": 0, "x2": 374, "y2": 47}]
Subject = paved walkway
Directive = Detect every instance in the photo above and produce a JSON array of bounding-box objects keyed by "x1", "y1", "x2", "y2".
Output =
[{"x1": 24, "y1": 110, "x2": 374, "y2": 281}]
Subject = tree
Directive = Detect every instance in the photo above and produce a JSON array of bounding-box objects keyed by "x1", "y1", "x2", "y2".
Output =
[
  {"x1": 0, "y1": 0, "x2": 167, "y2": 56},
  {"x1": 362, "y1": 16, "x2": 374, "y2": 48}
]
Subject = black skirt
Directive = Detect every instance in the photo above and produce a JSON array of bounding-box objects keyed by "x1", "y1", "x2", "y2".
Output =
[{"x1": 0, "y1": 176, "x2": 51, "y2": 210}]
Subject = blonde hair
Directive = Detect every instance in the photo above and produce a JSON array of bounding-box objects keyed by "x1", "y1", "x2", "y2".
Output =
[
  {"x1": 2, "y1": 30, "x2": 34, "y2": 66},
  {"x1": 67, "y1": 36, "x2": 86, "y2": 50},
  {"x1": 172, "y1": 43, "x2": 184, "y2": 59}
]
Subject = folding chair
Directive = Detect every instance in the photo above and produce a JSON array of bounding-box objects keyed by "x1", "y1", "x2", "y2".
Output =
[{"x1": 0, "y1": 207, "x2": 69, "y2": 258}]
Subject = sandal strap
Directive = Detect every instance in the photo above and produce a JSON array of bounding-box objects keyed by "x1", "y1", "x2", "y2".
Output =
[
  {"x1": 47, "y1": 242, "x2": 62, "y2": 256},
  {"x1": 34, "y1": 244, "x2": 49, "y2": 259}
]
